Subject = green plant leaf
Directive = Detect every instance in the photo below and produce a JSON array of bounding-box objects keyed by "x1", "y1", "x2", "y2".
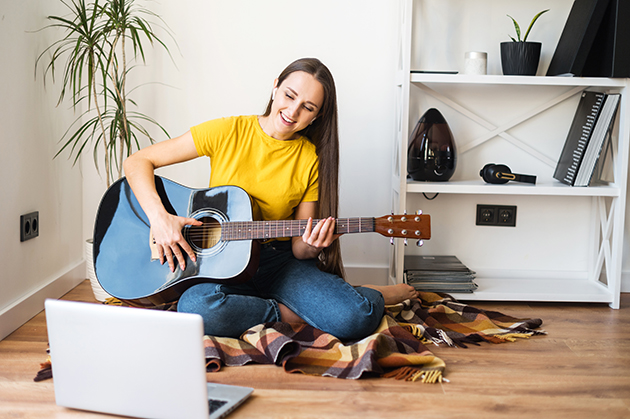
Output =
[
  {"x1": 35, "y1": 0, "x2": 176, "y2": 186},
  {"x1": 507, "y1": 14, "x2": 521, "y2": 42},
  {"x1": 523, "y1": 9, "x2": 550, "y2": 42}
]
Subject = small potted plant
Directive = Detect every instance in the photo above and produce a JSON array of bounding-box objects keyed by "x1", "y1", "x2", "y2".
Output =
[{"x1": 501, "y1": 9, "x2": 549, "y2": 76}]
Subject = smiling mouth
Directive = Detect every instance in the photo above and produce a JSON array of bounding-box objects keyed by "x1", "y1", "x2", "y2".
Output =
[{"x1": 280, "y1": 112, "x2": 295, "y2": 125}]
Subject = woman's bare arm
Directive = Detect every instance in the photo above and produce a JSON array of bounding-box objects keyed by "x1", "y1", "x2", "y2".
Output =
[{"x1": 123, "y1": 131, "x2": 202, "y2": 271}]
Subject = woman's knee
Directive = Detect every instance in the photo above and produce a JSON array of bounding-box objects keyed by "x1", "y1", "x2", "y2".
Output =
[
  {"x1": 178, "y1": 283, "x2": 281, "y2": 338},
  {"x1": 178, "y1": 283, "x2": 222, "y2": 315},
  {"x1": 178, "y1": 284, "x2": 237, "y2": 337},
  {"x1": 327, "y1": 287, "x2": 385, "y2": 341}
]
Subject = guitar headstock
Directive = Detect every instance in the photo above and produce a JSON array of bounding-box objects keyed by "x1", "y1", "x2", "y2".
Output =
[{"x1": 374, "y1": 212, "x2": 431, "y2": 246}]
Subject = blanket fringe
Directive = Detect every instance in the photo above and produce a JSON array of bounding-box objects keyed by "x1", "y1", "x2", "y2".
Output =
[
  {"x1": 104, "y1": 297, "x2": 124, "y2": 306},
  {"x1": 493, "y1": 332, "x2": 534, "y2": 342},
  {"x1": 400, "y1": 323, "x2": 455, "y2": 347},
  {"x1": 382, "y1": 366, "x2": 444, "y2": 384},
  {"x1": 33, "y1": 355, "x2": 52, "y2": 382},
  {"x1": 103, "y1": 297, "x2": 177, "y2": 311}
]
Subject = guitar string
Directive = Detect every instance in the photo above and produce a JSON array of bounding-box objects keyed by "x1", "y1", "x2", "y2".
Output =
[
  {"x1": 185, "y1": 221, "x2": 373, "y2": 231},
  {"x1": 182, "y1": 218, "x2": 413, "y2": 240},
  {"x1": 185, "y1": 219, "x2": 375, "y2": 232},
  {"x1": 185, "y1": 224, "x2": 373, "y2": 237}
]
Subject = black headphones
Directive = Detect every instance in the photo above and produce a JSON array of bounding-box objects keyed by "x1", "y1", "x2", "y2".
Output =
[{"x1": 480, "y1": 163, "x2": 536, "y2": 184}]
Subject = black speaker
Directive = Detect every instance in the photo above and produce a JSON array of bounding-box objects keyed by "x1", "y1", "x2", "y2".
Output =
[{"x1": 407, "y1": 108, "x2": 456, "y2": 182}]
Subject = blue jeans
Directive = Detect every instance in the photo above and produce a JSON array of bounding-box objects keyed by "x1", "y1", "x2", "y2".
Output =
[{"x1": 177, "y1": 241, "x2": 385, "y2": 341}]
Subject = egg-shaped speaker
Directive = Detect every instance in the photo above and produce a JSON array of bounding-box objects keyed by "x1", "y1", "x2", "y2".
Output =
[{"x1": 407, "y1": 108, "x2": 456, "y2": 181}]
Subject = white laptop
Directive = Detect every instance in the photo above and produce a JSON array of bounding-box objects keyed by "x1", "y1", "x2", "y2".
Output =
[{"x1": 45, "y1": 299, "x2": 253, "y2": 419}]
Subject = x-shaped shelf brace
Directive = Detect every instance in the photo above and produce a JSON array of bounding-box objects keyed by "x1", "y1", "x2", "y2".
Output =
[
  {"x1": 415, "y1": 83, "x2": 588, "y2": 167},
  {"x1": 593, "y1": 196, "x2": 615, "y2": 285}
]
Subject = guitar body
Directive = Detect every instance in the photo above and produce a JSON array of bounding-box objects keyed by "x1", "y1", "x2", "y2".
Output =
[{"x1": 93, "y1": 176, "x2": 259, "y2": 307}]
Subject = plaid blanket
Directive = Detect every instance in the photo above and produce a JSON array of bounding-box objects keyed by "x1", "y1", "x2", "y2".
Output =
[
  {"x1": 201, "y1": 292, "x2": 545, "y2": 383},
  {"x1": 35, "y1": 292, "x2": 544, "y2": 383}
]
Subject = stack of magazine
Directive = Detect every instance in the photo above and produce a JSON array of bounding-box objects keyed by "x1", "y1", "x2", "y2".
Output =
[{"x1": 404, "y1": 255, "x2": 477, "y2": 293}]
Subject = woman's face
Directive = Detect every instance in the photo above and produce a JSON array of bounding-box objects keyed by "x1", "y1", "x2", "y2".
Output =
[{"x1": 266, "y1": 71, "x2": 324, "y2": 140}]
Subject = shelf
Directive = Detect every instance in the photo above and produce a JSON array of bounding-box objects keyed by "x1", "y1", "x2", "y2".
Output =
[
  {"x1": 393, "y1": 0, "x2": 627, "y2": 309},
  {"x1": 449, "y1": 277, "x2": 613, "y2": 304},
  {"x1": 409, "y1": 73, "x2": 628, "y2": 88},
  {"x1": 403, "y1": 179, "x2": 621, "y2": 197}
]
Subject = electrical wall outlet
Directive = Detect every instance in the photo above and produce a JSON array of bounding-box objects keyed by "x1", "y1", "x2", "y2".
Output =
[
  {"x1": 20, "y1": 211, "x2": 39, "y2": 241},
  {"x1": 476, "y1": 205, "x2": 516, "y2": 227}
]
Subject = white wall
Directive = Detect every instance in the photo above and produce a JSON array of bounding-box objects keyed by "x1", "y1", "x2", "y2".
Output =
[
  {"x1": 81, "y1": 0, "x2": 401, "y2": 285},
  {"x1": 2, "y1": 0, "x2": 629, "y2": 339},
  {"x1": 411, "y1": 0, "x2": 574, "y2": 75},
  {"x1": 0, "y1": 0, "x2": 85, "y2": 340}
]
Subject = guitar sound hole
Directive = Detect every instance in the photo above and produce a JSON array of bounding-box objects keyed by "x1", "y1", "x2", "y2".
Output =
[{"x1": 189, "y1": 217, "x2": 222, "y2": 249}]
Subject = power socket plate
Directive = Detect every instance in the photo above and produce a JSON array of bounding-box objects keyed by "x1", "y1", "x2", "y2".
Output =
[
  {"x1": 20, "y1": 211, "x2": 39, "y2": 241},
  {"x1": 476, "y1": 205, "x2": 516, "y2": 227}
]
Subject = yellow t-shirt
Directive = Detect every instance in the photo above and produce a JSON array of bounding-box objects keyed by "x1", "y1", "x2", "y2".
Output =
[{"x1": 191, "y1": 115, "x2": 319, "y2": 222}]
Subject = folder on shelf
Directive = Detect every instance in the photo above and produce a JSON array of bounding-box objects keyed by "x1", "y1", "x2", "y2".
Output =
[
  {"x1": 574, "y1": 94, "x2": 620, "y2": 186},
  {"x1": 553, "y1": 91, "x2": 605, "y2": 186},
  {"x1": 554, "y1": 91, "x2": 620, "y2": 186}
]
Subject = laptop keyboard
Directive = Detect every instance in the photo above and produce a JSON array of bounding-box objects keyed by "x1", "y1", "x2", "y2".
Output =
[{"x1": 208, "y1": 399, "x2": 228, "y2": 414}]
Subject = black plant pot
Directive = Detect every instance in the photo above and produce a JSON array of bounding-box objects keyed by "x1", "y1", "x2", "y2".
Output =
[
  {"x1": 407, "y1": 108, "x2": 456, "y2": 182},
  {"x1": 500, "y1": 41, "x2": 541, "y2": 76}
]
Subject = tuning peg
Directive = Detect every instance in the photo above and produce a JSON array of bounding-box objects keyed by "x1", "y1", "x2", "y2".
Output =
[
  {"x1": 416, "y1": 240, "x2": 424, "y2": 247},
  {"x1": 416, "y1": 210, "x2": 423, "y2": 215},
  {"x1": 390, "y1": 237, "x2": 394, "y2": 245},
  {"x1": 404, "y1": 238, "x2": 408, "y2": 246}
]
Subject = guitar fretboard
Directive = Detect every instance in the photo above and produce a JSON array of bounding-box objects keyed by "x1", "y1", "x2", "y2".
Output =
[{"x1": 220, "y1": 217, "x2": 376, "y2": 241}]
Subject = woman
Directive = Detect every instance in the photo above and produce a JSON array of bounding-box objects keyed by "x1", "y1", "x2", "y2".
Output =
[{"x1": 123, "y1": 58, "x2": 417, "y2": 340}]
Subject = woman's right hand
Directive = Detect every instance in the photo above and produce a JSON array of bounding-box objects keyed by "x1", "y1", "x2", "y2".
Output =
[{"x1": 150, "y1": 211, "x2": 202, "y2": 272}]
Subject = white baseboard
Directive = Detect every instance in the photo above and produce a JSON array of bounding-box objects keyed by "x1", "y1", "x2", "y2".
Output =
[
  {"x1": 346, "y1": 265, "x2": 630, "y2": 294},
  {"x1": 622, "y1": 271, "x2": 630, "y2": 293},
  {"x1": 0, "y1": 261, "x2": 86, "y2": 341},
  {"x1": 345, "y1": 265, "x2": 389, "y2": 286}
]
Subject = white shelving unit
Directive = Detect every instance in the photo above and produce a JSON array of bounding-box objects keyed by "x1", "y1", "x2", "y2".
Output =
[{"x1": 391, "y1": 0, "x2": 629, "y2": 309}]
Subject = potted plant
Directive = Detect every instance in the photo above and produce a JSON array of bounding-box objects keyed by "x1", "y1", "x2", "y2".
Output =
[
  {"x1": 500, "y1": 9, "x2": 549, "y2": 76},
  {"x1": 36, "y1": 0, "x2": 175, "y2": 301}
]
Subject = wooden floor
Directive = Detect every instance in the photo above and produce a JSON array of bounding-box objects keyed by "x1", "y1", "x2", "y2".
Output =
[{"x1": 1, "y1": 280, "x2": 629, "y2": 419}]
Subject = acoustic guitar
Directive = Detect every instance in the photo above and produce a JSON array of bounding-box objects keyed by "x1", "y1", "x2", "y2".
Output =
[{"x1": 93, "y1": 176, "x2": 431, "y2": 307}]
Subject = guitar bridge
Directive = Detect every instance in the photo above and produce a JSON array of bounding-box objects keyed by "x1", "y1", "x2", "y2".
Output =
[{"x1": 149, "y1": 227, "x2": 160, "y2": 261}]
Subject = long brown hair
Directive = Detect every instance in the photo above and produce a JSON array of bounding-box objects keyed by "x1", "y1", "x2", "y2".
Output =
[{"x1": 262, "y1": 58, "x2": 344, "y2": 278}]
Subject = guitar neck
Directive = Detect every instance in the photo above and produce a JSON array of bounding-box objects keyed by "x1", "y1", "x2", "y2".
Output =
[{"x1": 221, "y1": 217, "x2": 375, "y2": 241}]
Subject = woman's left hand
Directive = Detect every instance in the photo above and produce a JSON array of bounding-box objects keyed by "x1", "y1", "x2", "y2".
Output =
[
  {"x1": 293, "y1": 217, "x2": 340, "y2": 259},
  {"x1": 303, "y1": 217, "x2": 337, "y2": 249}
]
